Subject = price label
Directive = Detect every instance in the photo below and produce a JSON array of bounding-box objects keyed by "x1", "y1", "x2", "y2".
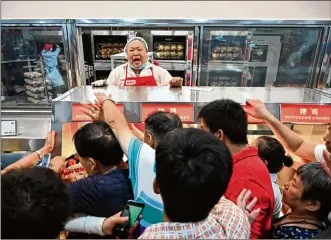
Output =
[
  {"x1": 141, "y1": 104, "x2": 194, "y2": 123},
  {"x1": 72, "y1": 103, "x2": 124, "y2": 122},
  {"x1": 1, "y1": 120, "x2": 17, "y2": 136},
  {"x1": 280, "y1": 104, "x2": 331, "y2": 124}
]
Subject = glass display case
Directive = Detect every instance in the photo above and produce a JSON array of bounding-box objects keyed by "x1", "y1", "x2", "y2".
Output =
[
  {"x1": 199, "y1": 27, "x2": 324, "y2": 88},
  {"x1": 1, "y1": 26, "x2": 71, "y2": 107}
]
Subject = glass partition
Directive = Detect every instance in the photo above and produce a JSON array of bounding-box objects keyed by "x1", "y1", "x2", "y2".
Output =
[
  {"x1": 199, "y1": 27, "x2": 323, "y2": 87},
  {"x1": 1, "y1": 26, "x2": 70, "y2": 107}
]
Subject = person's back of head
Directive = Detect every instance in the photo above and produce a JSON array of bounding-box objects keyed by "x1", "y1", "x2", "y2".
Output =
[
  {"x1": 73, "y1": 120, "x2": 124, "y2": 171},
  {"x1": 144, "y1": 111, "x2": 183, "y2": 148},
  {"x1": 154, "y1": 128, "x2": 233, "y2": 222},
  {"x1": 254, "y1": 136, "x2": 293, "y2": 173},
  {"x1": 287, "y1": 162, "x2": 331, "y2": 222},
  {"x1": 198, "y1": 99, "x2": 248, "y2": 146},
  {"x1": 1, "y1": 167, "x2": 70, "y2": 239}
]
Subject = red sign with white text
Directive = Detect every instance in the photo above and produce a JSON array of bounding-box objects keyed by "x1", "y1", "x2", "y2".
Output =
[
  {"x1": 242, "y1": 105, "x2": 265, "y2": 124},
  {"x1": 72, "y1": 103, "x2": 124, "y2": 122},
  {"x1": 280, "y1": 104, "x2": 331, "y2": 124},
  {"x1": 141, "y1": 104, "x2": 194, "y2": 123}
]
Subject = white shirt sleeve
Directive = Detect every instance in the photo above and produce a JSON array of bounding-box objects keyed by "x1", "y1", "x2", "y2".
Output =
[
  {"x1": 106, "y1": 70, "x2": 119, "y2": 86},
  {"x1": 64, "y1": 216, "x2": 106, "y2": 236},
  {"x1": 154, "y1": 66, "x2": 173, "y2": 86},
  {"x1": 314, "y1": 144, "x2": 327, "y2": 162},
  {"x1": 271, "y1": 182, "x2": 282, "y2": 220},
  {"x1": 106, "y1": 65, "x2": 124, "y2": 86}
]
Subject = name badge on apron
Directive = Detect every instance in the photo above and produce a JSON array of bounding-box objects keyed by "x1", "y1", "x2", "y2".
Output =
[{"x1": 125, "y1": 79, "x2": 136, "y2": 85}]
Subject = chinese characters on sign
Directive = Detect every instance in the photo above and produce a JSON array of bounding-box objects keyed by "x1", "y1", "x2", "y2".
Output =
[
  {"x1": 72, "y1": 103, "x2": 124, "y2": 122},
  {"x1": 280, "y1": 104, "x2": 331, "y2": 124},
  {"x1": 141, "y1": 104, "x2": 194, "y2": 123}
]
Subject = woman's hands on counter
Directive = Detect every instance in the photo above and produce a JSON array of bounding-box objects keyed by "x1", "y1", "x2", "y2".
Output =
[
  {"x1": 91, "y1": 80, "x2": 107, "y2": 87},
  {"x1": 169, "y1": 77, "x2": 183, "y2": 87}
]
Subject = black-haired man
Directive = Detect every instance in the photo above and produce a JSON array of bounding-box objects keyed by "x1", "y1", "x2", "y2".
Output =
[
  {"x1": 144, "y1": 111, "x2": 183, "y2": 148},
  {"x1": 140, "y1": 128, "x2": 251, "y2": 239},
  {"x1": 198, "y1": 99, "x2": 274, "y2": 239},
  {"x1": 1, "y1": 168, "x2": 71, "y2": 239}
]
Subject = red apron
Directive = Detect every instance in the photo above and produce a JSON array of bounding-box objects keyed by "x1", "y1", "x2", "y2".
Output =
[
  {"x1": 124, "y1": 65, "x2": 157, "y2": 132},
  {"x1": 124, "y1": 66, "x2": 157, "y2": 87}
]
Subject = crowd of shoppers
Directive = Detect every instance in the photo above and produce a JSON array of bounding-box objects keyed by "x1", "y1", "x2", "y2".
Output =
[{"x1": 2, "y1": 94, "x2": 331, "y2": 239}]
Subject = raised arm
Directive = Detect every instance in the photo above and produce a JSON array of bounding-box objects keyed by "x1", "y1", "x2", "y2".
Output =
[
  {"x1": 1, "y1": 131, "x2": 56, "y2": 175},
  {"x1": 246, "y1": 99, "x2": 318, "y2": 162},
  {"x1": 94, "y1": 93, "x2": 133, "y2": 156}
]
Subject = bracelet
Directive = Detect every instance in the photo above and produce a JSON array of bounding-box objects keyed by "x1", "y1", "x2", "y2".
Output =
[
  {"x1": 101, "y1": 98, "x2": 115, "y2": 105},
  {"x1": 35, "y1": 150, "x2": 43, "y2": 160}
]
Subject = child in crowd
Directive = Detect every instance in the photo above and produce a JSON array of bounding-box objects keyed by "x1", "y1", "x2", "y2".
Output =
[{"x1": 252, "y1": 136, "x2": 293, "y2": 219}]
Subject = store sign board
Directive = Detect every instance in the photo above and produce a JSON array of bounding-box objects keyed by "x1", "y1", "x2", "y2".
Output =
[
  {"x1": 280, "y1": 104, "x2": 331, "y2": 124},
  {"x1": 72, "y1": 103, "x2": 124, "y2": 122},
  {"x1": 141, "y1": 104, "x2": 194, "y2": 123},
  {"x1": 242, "y1": 105, "x2": 265, "y2": 124}
]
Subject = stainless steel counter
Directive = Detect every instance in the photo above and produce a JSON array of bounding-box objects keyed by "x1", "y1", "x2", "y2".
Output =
[
  {"x1": 51, "y1": 86, "x2": 331, "y2": 156},
  {"x1": 55, "y1": 86, "x2": 331, "y2": 105},
  {"x1": 314, "y1": 88, "x2": 331, "y2": 96}
]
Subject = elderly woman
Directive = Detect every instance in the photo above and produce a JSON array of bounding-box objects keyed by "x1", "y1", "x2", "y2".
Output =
[
  {"x1": 270, "y1": 162, "x2": 331, "y2": 239},
  {"x1": 92, "y1": 37, "x2": 182, "y2": 87}
]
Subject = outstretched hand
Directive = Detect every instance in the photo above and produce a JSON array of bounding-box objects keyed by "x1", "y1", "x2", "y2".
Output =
[
  {"x1": 246, "y1": 99, "x2": 273, "y2": 121},
  {"x1": 81, "y1": 101, "x2": 105, "y2": 121},
  {"x1": 236, "y1": 188, "x2": 261, "y2": 224}
]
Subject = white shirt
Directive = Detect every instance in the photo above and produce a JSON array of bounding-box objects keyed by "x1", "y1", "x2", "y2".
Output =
[
  {"x1": 314, "y1": 144, "x2": 327, "y2": 162},
  {"x1": 270, "y1": 174, "x2": 282, "y2": 220},
  {"x1": 106, "y1": 62, "x2": 172, "y2": 86}
]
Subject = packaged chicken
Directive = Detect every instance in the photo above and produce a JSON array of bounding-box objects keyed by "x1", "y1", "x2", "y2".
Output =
[
  {"x1": 177, "y1": 44, "x2": 184, "y2": 51},
  {"x1": 170, "y1": 44, "x2": 177, "y2": 51},
  {"x1": 177, "y1": 51, "x2": 184, "y2": 59},
  {"x1": 170, "y1": 51, "x2": 177, "y2": 59},
  {"x1": 164, "y1": 51, "x2": 170, "y2": 58},
  {"x1": 227, "y1": 46, "x2": 234, "y2": 53},
  {"x1": 164, "y1": 45, "x2": 170, "y2": 51},
  {"x1": 220, "y1": 46, "x2": 227, "y2": 53}
]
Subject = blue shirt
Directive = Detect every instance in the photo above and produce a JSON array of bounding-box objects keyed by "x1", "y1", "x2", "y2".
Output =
[
  {"x1": 128, "y1": 137, "x2": 164, "y2": 228},
  {"x1": 41, "y1": 47, "x2": 64, "y2": 87},
  {"x1": 68, "y1": 169, "x2": 132, "y2": 217}
]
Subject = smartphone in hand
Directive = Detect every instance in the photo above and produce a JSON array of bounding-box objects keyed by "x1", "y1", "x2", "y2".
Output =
[{"x1": 113, "y1": 200, "x2": 145, "y2": 238}]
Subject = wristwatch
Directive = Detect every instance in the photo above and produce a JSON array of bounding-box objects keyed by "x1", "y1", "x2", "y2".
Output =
[{"x1": 35, "y1": 150, "x2": 44, "y2": 160}]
